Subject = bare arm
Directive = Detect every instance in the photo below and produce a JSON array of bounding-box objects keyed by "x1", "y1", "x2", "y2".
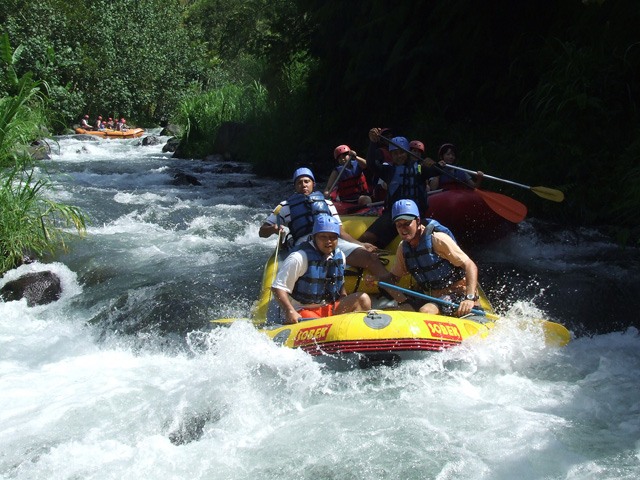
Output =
[
  {"x1": 455, "y1": 257, "x2": 479, "y2": 316},
  {"x1": 352, "y1": 151, "x2": 367, "y2": 170},
  {"x1": 339, "y1": 225, "x2": 376, "y2": 252},
  {"x1": 259, "y1": 204, "x2": 285, "y2": 238},
  {"x1": 364, "y1": 243, "x2": 408, "y2": 302},
  {"x1": 271, "y1": 287, "x2": 301, "y2": 324},
  {"x1": 259, "y1": 222, "x2": 281, "y2": 238},
  {"x1": 324, "y1": 170, "x2": 339, "y2": 198}
]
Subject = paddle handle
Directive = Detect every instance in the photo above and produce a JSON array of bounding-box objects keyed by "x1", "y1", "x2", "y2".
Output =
[
  {"x1": 444, "y1": 165, "x2": 530, "y2": 190},
  {"x1": 269, "y1": 205, "x2": 284, "y2": 300},
  {"x1": 378, "y1": 281, "x2": 487, "y2": 316},
  {"x1": 328, "y1": 155, "x2": 354, "y2": 193}
]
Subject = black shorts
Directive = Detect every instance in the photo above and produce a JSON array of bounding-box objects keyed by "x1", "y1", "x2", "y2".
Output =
[{"x1": 364, "y1": 211, "x2": 397, "y2": 248}]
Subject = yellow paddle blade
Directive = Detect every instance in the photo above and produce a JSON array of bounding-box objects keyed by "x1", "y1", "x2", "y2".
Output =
[
  {"x1": 210, "y1": 318, "x2": 245, "y2": 324},
  {"x1": 531, "y1": 186, "x2": 565, "y2": 203},
  {"x1": 539, "y1": 320, "x2": 571, "y2": 346}
]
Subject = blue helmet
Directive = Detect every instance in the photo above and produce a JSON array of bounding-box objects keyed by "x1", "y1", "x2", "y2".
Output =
[
  {"x1": 312, "y1": 215, "x2": 341, "y2": 236},
  {"x1": 292, "y1": 167, "x2": 315, "y2": 183},
  {"x1": 388, "y1": 136, "x2": 409, "y2": 152},
  {"x1": 391, "y1": 199, "x2": 420, "y2": 222}
]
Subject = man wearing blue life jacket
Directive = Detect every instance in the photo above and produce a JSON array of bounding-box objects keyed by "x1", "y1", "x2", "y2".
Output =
[
  {"x1": 272, "y1": 215, "x2": 372, "y2": 324},
  {"x1": 375, "y1": 199, "x2": 480, "y2": 317},
  {"x1": 259, "y1": 167, "x2": 389, "y2": 279},
  {"x1": 359, "y1": 129, "x2": 444, "y2": 248}
]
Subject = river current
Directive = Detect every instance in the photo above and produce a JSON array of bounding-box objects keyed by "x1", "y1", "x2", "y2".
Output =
[{"x1": 1, "y1": 131, "x2": 639, "y2": 479}]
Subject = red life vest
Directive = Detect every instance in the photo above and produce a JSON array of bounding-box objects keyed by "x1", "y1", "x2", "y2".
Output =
[{"x1": 338, "y1": 174, "x2": 369, "y2": 201}]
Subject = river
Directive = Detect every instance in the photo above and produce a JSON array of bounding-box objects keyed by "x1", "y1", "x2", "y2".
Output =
[{"x1": 1, "y1": 130, "x2": 639, "y2": 479}]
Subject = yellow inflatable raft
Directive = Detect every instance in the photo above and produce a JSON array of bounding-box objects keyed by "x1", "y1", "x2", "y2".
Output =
[
  {"x1": 213, "y1": 216, "x2": 571, "y2": 369},
  {"x1": 75, "y1": 127, "x2": 144, "y2": 139},
  {"x1": 214, "y1": 214, "x2": 570, "y2": 368}
]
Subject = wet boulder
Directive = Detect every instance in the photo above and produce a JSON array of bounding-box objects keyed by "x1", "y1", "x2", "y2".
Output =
[
  {"x1": 172, "y1": 172, "x2": 202, "y2": 186},
  {"x1": 0, "y1": 271, "x2": 62, "y2": 306},
  {"x1": 160, "y1": 123, "x2": 183, "y2": 137},
  {"x1": 28, "y1": 139, "x2": 52, "y2": 160},
  {"x1": 211, "y1": 163, "x2": 248, "y2": 174},
  {"x1": 142, "y1": 135, "x2": 162, "y2": 146},
  {"x1": 220, "y1": 180, "x2": 254, "y2": 188},
  {"x1": 163, "y1": 137, "x2": 181, "y2": 153}
]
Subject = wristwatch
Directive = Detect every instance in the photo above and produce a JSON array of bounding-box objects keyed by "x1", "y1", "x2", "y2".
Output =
[{"x1": 465, "y1": 294, "x2": 478, "y2": 301}]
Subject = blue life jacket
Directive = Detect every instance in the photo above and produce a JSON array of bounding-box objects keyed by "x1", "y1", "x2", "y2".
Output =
[
  {"x1": 386, "y1": 161, "x2": 428, "y2": 212},
  {"x1": 402, "y1": 220, "x2": 466, "y2": 291},
  {"x1": 287, "y1": 192, "x2": 333, "y2": 242},
  {"x1": 291, "y1": 242, "x2": 345, "y2": 305}
]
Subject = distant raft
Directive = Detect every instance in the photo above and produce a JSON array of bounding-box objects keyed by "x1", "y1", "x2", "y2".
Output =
[{"x1": 75, "y1": 128, "x2": 144, "y2": 139}]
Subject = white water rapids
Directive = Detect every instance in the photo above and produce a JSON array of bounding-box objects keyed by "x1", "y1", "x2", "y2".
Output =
[{"x1": 1, "y1": 131, "x2": 639, "y2": 479}]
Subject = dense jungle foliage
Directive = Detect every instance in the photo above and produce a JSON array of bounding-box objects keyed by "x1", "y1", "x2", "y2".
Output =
[{"x1": 1, "y1": 0, "x2": 640, "y2": 244}]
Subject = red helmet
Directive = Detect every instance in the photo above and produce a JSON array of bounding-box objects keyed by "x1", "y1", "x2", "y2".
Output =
[
  {"x1": 98, "y1": 116, "x2": 102, "y2": 120},
  {"x1": 121, "y1": 118, "x2": 125, "y2": 122},
  {"x1": 333, "y1": 144, "x2": 350, "y2": 159},
  {"x1": 84, "y1": 115, "x2": 89, "y2": 118},
  {"x1": 409, "y1": 140, "x2": 425, "y2": 153},
  {"x1": 108, "y1": 117, "x2": 113, "y2": 121},
  {"x1": 438, "y1": 143, "x2": 456, "y2": 158}
]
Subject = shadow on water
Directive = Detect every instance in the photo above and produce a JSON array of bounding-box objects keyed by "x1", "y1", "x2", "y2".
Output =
[{"x1": 84, "y1": 280, "x2": 256, "y2": 351}]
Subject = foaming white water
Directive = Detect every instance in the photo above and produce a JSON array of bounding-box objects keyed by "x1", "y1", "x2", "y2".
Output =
[
  {"x1": 3, "y1": 306, "x2": 639, "y2": 479},
  {"x1": 52, "y1": 134, "x2": 170, "y2": 163}
]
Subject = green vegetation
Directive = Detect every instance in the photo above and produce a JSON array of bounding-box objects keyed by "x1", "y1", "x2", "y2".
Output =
[
  {"x1": 177, "y1": 82, "x2": 269, "y2": 158},
  {"x1": 0, "y1": 35, "x2": 87, "y2": 274},
  {"x1": 1, "y1": 0, "x2": 640, "y2": 242},
  {"x1": 0, "y1": 0, "x2": 206, "y2": 126}
]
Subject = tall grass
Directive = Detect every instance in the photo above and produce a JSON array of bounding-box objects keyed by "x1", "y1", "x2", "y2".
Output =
[
  {"x1": 0, "y1": 64, "x2": 87, "y2": 273},
  {"x1": 176, "y1": 81, "x2": 269, "y2": 158},
  {"x1": 0, "y1": 161, "x2": 87, "y2": 272}
]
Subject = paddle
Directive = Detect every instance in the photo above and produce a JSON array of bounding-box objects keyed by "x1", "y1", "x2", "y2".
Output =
[
  {"x1": 345, "y1": 200, "x2": 385, "y2": 213},
  {"x1": 378, "y1": 281, "x2": 490, "y2": 317},
  {"x1": 378, "y1": 281, "x2": 571, "y2": 347},
  {"x1": 269, "y1": 205, "x2": 284, "y2": 304},
  {"x1": 380, "y1": 135, "x2": 527, "y2": 224},
  {"x1": 328, "y1": 156, "x2": 351, "y2": 194},
  {"x1": 443, "y1": 165, "x2": 565, "y2": 202}
]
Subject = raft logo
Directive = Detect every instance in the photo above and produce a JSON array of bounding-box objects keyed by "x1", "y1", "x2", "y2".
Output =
[
  {"x1": 293, "y1": 324, "x2": 332, "y2": 347},
  {"x1": 424, "y1": 320, "x2": 462, "y2": 341}
]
